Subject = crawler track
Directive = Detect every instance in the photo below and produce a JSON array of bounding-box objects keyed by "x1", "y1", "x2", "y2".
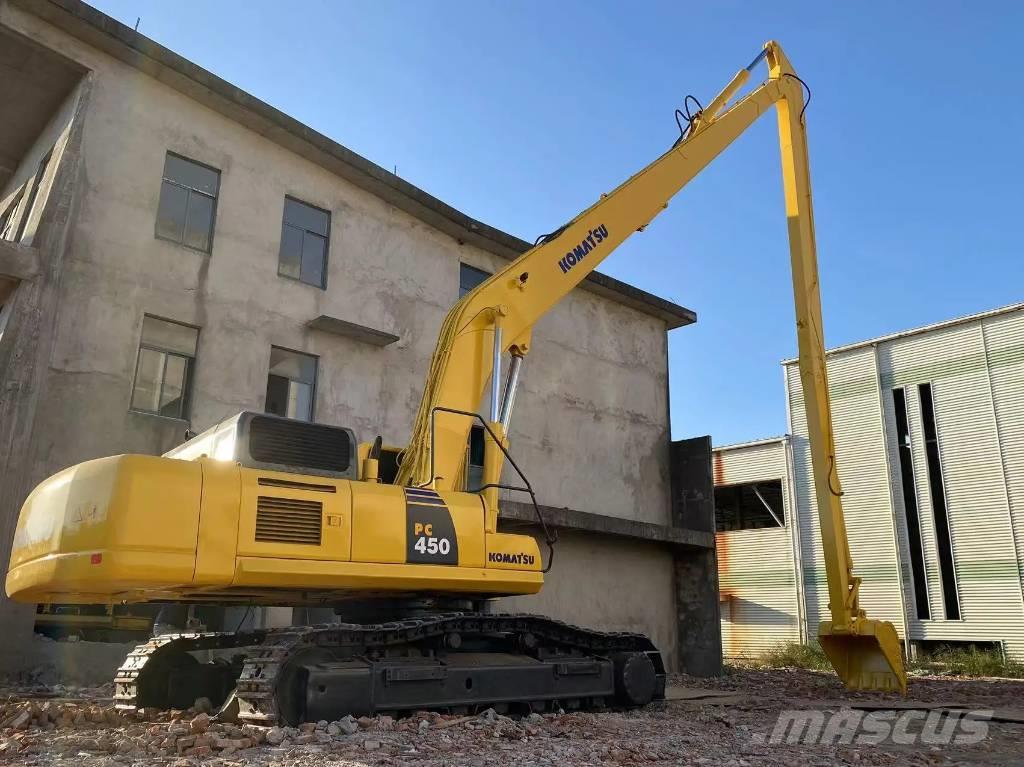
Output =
[{"x1": 114, "y1": 613, "x2": 665, "y2": 724}]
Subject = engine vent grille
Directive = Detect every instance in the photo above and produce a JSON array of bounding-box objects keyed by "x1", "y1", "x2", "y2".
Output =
[
  {"x1": 249, "y1": 416, "x2": 352, "y2": 473},
  {"x1": 255, "y1": 496, "x2": 323, "y2": 545}
]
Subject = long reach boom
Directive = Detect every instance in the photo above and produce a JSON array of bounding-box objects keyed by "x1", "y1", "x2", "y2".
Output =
[{"x1": 397, "y1": 41, "x2": 907, "y2": 694}]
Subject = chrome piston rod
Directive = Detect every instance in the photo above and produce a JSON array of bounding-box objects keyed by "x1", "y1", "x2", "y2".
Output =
[{"x1": 498, "y1": 353, "x2": 523, "y2": 429}]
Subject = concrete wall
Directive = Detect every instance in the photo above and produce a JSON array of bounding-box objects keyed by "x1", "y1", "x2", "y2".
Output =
[
  {"x1": 500, "y1": 530, "x2": 678, "y2": 665},
  {"x1": 1, "y1": 4, "x2": 671, "y2": 527}
]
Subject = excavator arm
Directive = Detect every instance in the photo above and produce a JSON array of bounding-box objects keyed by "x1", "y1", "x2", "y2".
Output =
[{"x1": 396, "y1": 41, "x2": 907, "y2": 693}]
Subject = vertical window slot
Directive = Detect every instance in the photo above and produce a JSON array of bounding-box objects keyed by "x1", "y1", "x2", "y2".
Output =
[
  {"x1": 892, "y1": 387, "x2": 930, "y2": 620},
  {"x1": 919, "y1": 382, "x2": 961, "y2": 620}
]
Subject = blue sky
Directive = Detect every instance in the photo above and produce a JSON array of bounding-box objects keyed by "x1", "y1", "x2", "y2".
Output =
[{"x1": 91, "y1": 0, "x2": 1024, "y2": 445}]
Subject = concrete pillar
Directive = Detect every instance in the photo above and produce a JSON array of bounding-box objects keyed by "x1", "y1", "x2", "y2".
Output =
[{"x1": 670, "y1": 436, "x2": 723, "y2": 676}]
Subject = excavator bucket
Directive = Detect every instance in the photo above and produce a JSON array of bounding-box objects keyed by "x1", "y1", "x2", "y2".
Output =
[{"x1": 818, "y1": 618, "x2": 907, "y2": 694}]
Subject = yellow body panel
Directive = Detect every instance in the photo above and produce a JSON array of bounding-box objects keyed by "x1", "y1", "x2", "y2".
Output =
[
  {"x1": 194, "y1": 459, "x2": 241, "y2": 585},
  {"x1": 232, "y1": 558, "x2": 541, "y2": 594},
  {"x1": 5, "y1": 455, "x2": 542, "y2": 605},
  {"x1": 236, "y1": 469, "x2": 353, "y2": 562},
  {"x1": 7, "y1": 455, "x2": 201, "y2": 598}
]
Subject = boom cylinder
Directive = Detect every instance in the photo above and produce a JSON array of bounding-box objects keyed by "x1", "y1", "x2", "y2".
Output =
[
  {"x1": 498, "y1": 353, "x2": 523, "y2": 429},
  {"x1": 490, "y1": 323, "x2": 503, "y2": 422}
]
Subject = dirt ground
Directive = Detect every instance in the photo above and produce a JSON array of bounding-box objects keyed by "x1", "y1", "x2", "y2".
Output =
[{"x1": 1, "y1": 666, "x2": 1022, "y2": 766}]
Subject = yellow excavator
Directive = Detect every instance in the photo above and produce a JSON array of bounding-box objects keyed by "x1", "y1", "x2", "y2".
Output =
[{"x1": 5, "y1": 42, "x2": 905, "y2": 723}]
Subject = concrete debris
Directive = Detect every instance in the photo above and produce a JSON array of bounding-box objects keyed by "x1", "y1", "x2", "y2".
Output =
[
  {"x1": 332, "y1": 715, "x2": 359, "y2": 735},
  {"x1": 1, "y1": 668, "x2": 1023, "y2": 765},
  {"x1": 188, "y1": 712, "x2": 210, "y2": 733}
]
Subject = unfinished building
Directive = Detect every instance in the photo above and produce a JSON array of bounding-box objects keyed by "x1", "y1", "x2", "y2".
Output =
[{"x1": 0, "y1": 0, "x2": 720, "y2": 677}]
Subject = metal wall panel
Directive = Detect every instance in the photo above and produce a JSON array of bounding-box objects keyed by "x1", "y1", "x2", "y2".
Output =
[
  {"x1": 786, "y1": 348, "x2": 907, "y2": 641},
  {"x1": 981, "y1": 311, "x2": 1024, "y2": 659},
  {"x1": 713, "y1": 440, "x2": 801, "y2": 657},
  {"x1": 878, "y1": 318, "x2": 1024, "y2": 658},
  {"x1": 786, "y1": 362, "x2": 829, "y2": 637}
]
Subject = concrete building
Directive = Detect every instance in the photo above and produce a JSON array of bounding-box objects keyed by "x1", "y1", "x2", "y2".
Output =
[
  {"x1": 0, "y1": 0, "x2": 720, "y2": 675},
  {"x1": 714, "y1": 303, "x2": 1024, "y2": 661}
]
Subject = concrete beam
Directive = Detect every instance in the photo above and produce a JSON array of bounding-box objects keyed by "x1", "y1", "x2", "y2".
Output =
[
  {"x1": 0, "y1": 240, "x2": 40, "y2": 282},
  {"x1": 500, "y1": 500, "x2": 716, "y2": 550},
  {"x1": 307, "y1": 315, "x2": 399, "y2": 347}
]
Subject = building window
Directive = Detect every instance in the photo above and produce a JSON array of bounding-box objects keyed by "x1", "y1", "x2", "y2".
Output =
[
  {"x1": 155, "y1": 152, "x2": 220, "y2": 253},
  {"x1": 466, "y1": 425, "x2": 486, "y2": 492},
  {"x1": 279, "y1": 197, "x2": 330, "y2": 288},
  {"x1": 714, "y1": 480, "x2": 785, "y2": 532},
  {"x1": 892, "y1": 387, "x2": 931, "y2": 620},
  {"x1": 130, "y1": 315, "x2": 199, "y2": 419},
  {"x1": 919, "y1": 382, "x2": 961, "y2": 620},
  {"x1": 265, "y1": 347, "x2": 317, "y2": 422},
  {"x1": 459, "y1": 263, "x2": 491, "y2": 298}
]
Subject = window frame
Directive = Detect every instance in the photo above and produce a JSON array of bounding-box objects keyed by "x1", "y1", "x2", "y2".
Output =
[
  {"x1": 154, "y1": 151, "x2": 221, "y2": 255},
  {"x1": 264, "y1": 345, "x2": 319, "y2": 422},
  {"x1": 459, "y1": 262, "x2": 491, "y2": 298},
  {"x1": 128, "y1": 314, "x2": 200, "y2": 421},
  {"x1": 277, "y1": 195, "x2": 331, "y2": 289},
  {"x1": 713, "y1": 479, "x2": 786, "y2": 532}
]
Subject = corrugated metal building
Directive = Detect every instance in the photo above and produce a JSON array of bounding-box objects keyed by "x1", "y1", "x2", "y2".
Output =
[
  {"x1": 714, "y1": 437, "x2": 804, "y2": 657},
  {"x1": 715, "y1": 302, "x2": 1024, "y2": 660}
]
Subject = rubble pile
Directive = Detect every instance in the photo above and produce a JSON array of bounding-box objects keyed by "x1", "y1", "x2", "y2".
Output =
[{"x1": 1, "y1": 668, "x2": 1022, "y2": 766}]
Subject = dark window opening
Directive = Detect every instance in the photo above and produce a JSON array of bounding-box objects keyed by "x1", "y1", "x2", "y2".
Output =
[
  {"x1": 156, "y1": 152, "x2": 220, "y2": 253},
  {"x1": 892, "y1": 387, "x2": 930, "y2": 620},
  {"x1": 919, "y1": 382, "x2": 961, "y2": 620},
  {"x1": 377, "y1": 447, "x2": 401, "y2": 485},
  {"x1": 714, "y1": 480, "x2": 784, "y2": 532},
  {"x1": 459, "y1": 263, "x2": 491, "y2": 298},
  {"x1": 279, "y1": 196, "x2": 330, "y2": 288},
  {"x1": 466, "y1": 425, "x2": 485, "y2": 492},
  {"x1": 265, "y1": 347, "x2": 317, "y2": 422}
]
